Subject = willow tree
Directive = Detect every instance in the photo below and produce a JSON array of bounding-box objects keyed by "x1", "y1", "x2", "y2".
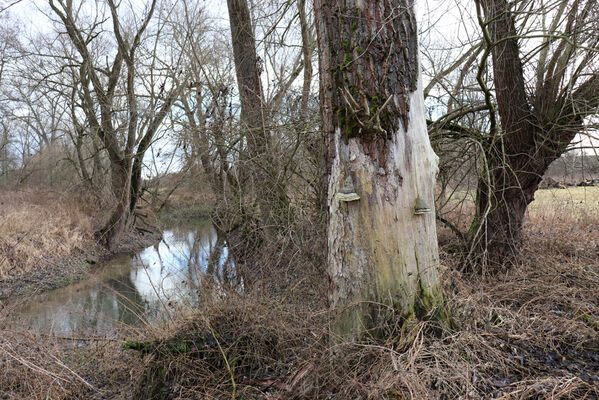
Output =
[
  {"x1": 49, "y1": 0, "x2": 187, "y2": 248},
  {"x1": 424, "y1": 0, "x2": 599, "y2": 264},
  {"x1": 471, "y1": 0, "x2": 599, "y2": 260},
  {"x1": 315, "y1": 0, "x2": 446, "y2": 340}
]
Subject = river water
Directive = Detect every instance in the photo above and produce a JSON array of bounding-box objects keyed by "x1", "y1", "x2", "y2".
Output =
[{"x1": 9, "y1": 220, "x2": 235, "y2": 335}]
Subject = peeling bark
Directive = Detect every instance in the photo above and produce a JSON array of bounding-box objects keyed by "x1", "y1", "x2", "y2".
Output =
[{"x1": 316, "y1": 0, "x2": 446, "y2": 341}]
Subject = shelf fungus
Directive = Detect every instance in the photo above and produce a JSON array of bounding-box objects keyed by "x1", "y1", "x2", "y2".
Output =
[
  {"x1": 414, "y1": 196, "x2": 431, "y2": 215},
  {"x1": 335, "y1": 175, "x2": 360, "y2": 202}
]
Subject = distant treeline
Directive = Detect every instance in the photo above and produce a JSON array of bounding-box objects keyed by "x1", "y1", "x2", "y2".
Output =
[{"x1": 546, "y1": 153, "x2": 599, "y2": 181}]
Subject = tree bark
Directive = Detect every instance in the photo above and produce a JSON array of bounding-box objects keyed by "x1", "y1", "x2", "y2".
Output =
[
  {"x1": 104, "y1": 158, "x2": 132, "y2": 248},
  {"x1": 298, "y1": 0, "x2": 313, "y2": 121},
  {"x1": 470, "y1": 0, "x2": 594, "y2": 263},
  {"x1": 315, "y1": 0, "x2": 446, "y2": 341},
  {"x1": 227, "y1": 0, "x2": 290, "y2": 234}
]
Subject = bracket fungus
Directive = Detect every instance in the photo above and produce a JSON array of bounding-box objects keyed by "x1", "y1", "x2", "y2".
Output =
[
  {"x1": 335, "y1": 175, "x2": 360, "y2": 202},
  {"x1": 414, "y1": 196, "x2": 431, "y2": 215}
]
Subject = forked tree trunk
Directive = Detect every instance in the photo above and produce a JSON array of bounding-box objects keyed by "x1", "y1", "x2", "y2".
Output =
[
  {"x1": 474, "y1": 154, "x2": 543, "y2": 260},
  {"x1": 469, "y1": 0, "x2": 587, "y2": 264},
  {"x1": 474, "y1": 133, "x2": 574, "y2": 261},
  {"x1": 315, "y1": 0, "x2": 446, "y2": 341}
]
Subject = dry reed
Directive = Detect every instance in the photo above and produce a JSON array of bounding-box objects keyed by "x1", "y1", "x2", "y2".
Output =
[{"x1": 0, "y1": 190, "x2": 93, "y2": 279}]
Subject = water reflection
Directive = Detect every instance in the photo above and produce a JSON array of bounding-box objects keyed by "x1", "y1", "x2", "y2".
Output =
[{"x1": 10, "y1": 221, "x2": 234, "y2": 334}]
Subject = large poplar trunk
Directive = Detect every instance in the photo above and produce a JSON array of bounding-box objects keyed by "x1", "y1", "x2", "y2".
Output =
[{"x1": 315, "y1": 0, "x2": 446, "y2": 341}]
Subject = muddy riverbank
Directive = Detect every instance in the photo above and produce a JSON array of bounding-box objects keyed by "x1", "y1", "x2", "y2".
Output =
[
  {"x1": 0, "y1": 229, "x2": 161, "y2": 303},
  {"x1": 3, "y1": 219, "x2": 233, "y2": 334}
]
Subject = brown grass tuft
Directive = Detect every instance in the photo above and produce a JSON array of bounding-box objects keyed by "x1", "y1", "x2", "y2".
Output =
[
  {"x1": 0, "y1": 190, "x2": 93, "y2": 279},
  {"x1": 0, "y1": 327, "x2": 141, "y2": 400}
]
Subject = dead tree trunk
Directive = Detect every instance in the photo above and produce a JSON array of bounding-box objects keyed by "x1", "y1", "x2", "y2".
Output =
[{"x1": 315, "y1": 0, "x2": 447, "y2": 341}]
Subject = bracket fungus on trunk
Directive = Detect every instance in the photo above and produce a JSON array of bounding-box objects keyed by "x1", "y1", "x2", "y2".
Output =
[
  {"x1": 335, "y1": 174, "x2": 360, "y2": 202},
  {"x1": 414, "y1": 196, "x2": 431, "y2": 215}
]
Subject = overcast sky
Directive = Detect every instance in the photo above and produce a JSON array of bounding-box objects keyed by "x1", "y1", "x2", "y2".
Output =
[{"x1": 3, "y1": 0, "x2": 597, "y2": 154}]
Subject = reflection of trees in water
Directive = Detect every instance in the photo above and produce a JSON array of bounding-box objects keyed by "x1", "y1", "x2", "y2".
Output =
[
  {"x1": 18, "y1": 272, "x2": 150, "y2": 334},
  {"x1": 205, "y1": 230, "x2": 238, "y2": 288},
  {"x1": 188, "y1": 229, "x2": 202, "y2": 268},
  {"x1": 166, "y1": 224, "x2": 239, "y2": 289},
  {"x1": 153, "y1": 241, "x2": 165, "y2": 273},
  {"x1": 18, "y1": 223, "x2": 241, "y2": 334},
  {"x1": 66, "y1": 273, "x2": 151, "y2": 331},
  {"x1": 206, "y1": 235, "x2": 223, "y2": 276},
  {"x1": 105, "y1": 273, "x2": 151, "y2": 326}
]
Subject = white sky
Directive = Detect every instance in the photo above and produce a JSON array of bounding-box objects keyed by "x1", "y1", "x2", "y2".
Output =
[{"x1": 3, "y1": 0, "x2": 598, "y2": 159}]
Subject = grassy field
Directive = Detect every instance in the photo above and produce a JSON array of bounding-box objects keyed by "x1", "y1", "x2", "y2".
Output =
[
  {"x1": 439, "y1": 186, "x2": 599, "y2": 233},
  {"x1": 529, "y1": 186, "x2": 599, "y2": 214},
  {"x1": 444, "y1": 186, "x2": 599, "y2": 209}
]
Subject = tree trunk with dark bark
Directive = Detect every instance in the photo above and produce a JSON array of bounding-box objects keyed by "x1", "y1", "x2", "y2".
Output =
[
  {"x1": 103, "y1": 158, "x2": 133, "y2": 248},
  {"x1": 470, "y1": 0, "x2": 592, "y2": 264},
  {"x1": 224, "y1": 0, "x2": 294, "y2": 275},
  {"x1": 227, "y1": 0, "x2": 290, "y2": 231}
]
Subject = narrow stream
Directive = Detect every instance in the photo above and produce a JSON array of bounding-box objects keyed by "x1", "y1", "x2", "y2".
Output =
[{"x1": 9, "y1": 220, "x2": 236, "y2": 335}]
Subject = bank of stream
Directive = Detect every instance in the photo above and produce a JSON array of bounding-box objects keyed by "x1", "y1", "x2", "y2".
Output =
[{"x1": 7, "y1": 220, "x2": 235, "y2": 335}]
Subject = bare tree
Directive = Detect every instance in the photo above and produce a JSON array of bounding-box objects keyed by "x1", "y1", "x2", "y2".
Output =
[
  {"x1": 422, "y1": 0, "x2": 599, "y2": 265},
  {"x1": 0, "y1": 11, "x2": 21, "y2": 180},
  {"x1": 48, "y1": 0, "x2": 188, "y2": 248},
  {"x1": 226, "y1": 0, "x2": 291, "y2": 237},
  {"x1": 470, "y1": 0, "x2": 599, "y2": 261}
]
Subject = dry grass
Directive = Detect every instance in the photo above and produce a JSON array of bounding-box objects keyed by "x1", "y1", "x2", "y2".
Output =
[
  {"x1": 0, "y1": 327, "x2": 140, "y2": 400},
  {"x1": 0, "y1": 329, "x2": 95, "y2": 399},
  {"x1": 0, "y1": 188, "x2": 598, "y2": 399},
  {"x1": 149, "y1": 170, "x2": 216, "y2": 220},
  {"x1": 118, "y1": 243, "x2": 598, "y2": 399},
  {"x1": 0, "y1": 190, "x2": 94, "y2": 279},
  {"x1": 91, "y1": 195, "x2": 595, "y2": 399},
  {"x1": 528, "y1": 186, "x2": 599, "y2": 215}
]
